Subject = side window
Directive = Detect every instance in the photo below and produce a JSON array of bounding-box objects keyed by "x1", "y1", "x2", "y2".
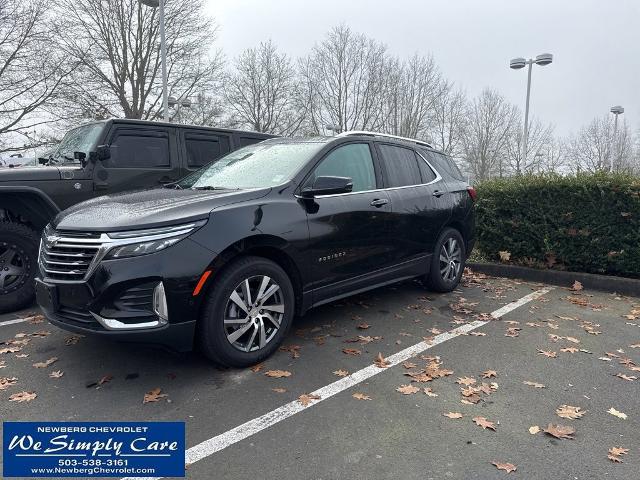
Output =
[
  {"x1": 185, "y1": 133, "x2": 230, "y2": 168},
  {"x1": 377, "y1": 144, "x2": 422, "y2": 188},
  {"x1": 423, "y1": 150, "x2": 465, "y2": 181},
  {"x1": 108, "y1": 130, "x2": 170, "y2": 168},
  {"x1": 307, "y1": 143, "x2": 376, "y2": 193},
  {"x1": 417, "y1": 153, "x2": 437, "y2": 183},
  {"x1": 238, "y1": 136, "x2": 266, "y2": 148}
]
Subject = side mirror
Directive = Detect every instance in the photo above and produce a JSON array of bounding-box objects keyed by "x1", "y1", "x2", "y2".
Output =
[
  {"x1": 301, "y1": 176, "x2": 353, "y2": 198},
  {"x1": 95, "y1": 144, "x2": 111, "y2": 161}
]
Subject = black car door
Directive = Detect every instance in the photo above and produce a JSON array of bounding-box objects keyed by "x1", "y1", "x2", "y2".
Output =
[
  {"x1": 93, "y1": 125, "x2": 180, "y2": 194},
  {"x1": 303, "y1": 142, "x2": 394, "y2": 301},
  {"x1": 375, "y1": 142, "x2": 452, "y2": 269}
]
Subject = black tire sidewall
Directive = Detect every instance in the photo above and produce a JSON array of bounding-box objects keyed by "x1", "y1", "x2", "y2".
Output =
[
  {"x1": 428, "y1": 228, "x2": 466, "y2": 293},
  {"x1": 0, "y1": 223, "x2": 39, "y2": 313},
  {"x1": 198, "y1": 256, "x2": 295, "y2": 367}
]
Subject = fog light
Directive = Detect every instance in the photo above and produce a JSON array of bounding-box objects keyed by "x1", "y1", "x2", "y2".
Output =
[{"x1": 153, "y1": 282, "x2": 169, "y2": 324}]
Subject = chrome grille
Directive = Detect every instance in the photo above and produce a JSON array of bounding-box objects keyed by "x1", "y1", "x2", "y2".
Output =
[{"x1": 39, "y1": 229, "x2": 103, "y2": 281}]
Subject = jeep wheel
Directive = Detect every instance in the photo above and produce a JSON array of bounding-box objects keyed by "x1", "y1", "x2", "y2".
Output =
[
  {"x1": 425, "y1": 228, "x2": 466, "y2": 293},
  {"x1": 0, "y1": 222, "x2": 39, "y2": 313},
  {"x1": 198, "y1": 256, "x2": 295, "y2": 367}
]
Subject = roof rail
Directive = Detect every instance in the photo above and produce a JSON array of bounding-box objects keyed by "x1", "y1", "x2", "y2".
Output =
[{"x1": 336, "y1": 130, "x2": 433, "y2": 148}]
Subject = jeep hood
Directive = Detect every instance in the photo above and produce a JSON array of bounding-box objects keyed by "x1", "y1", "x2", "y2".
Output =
[
  {"x1": 0, "y1": 166, "x2": 63, "y2": 182},
  {"x1": 52, "y1": 187, "x2": 272, "y2": 232}
]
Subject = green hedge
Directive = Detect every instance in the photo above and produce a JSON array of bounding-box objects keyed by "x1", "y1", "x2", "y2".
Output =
[{"x1": 475, "y1": 172, "x2": 640, "y2": 278}]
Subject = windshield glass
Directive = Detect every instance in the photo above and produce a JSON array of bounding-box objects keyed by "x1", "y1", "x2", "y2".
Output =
[
  {"x1": 178, "y1": 141, "x2": 325, "y2": 190},
  {"x1": 50, "y1": 123, "x2": 104, "y2": 164}
]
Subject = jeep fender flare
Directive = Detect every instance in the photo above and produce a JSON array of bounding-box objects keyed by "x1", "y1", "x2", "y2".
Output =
[{"x1": 0, "y1": 186, "x2": 60, "y2": 231}]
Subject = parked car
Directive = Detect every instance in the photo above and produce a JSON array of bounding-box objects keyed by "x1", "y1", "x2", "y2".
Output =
[
  {"x1": 36, "y1": 131, "x2": 476, "y2": 367},
  {"x1": 0, "y1": 119, "x2": 275, "y2": 313}
]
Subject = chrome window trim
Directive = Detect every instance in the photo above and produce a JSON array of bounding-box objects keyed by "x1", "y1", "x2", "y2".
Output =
[{"x1": 337, "y1": 130, "x2": 434, "y2": 149}]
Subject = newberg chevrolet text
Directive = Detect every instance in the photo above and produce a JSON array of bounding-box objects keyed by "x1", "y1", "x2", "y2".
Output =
[{"x1": 36, "y1": 132, "x2": 476, "y2": 367}]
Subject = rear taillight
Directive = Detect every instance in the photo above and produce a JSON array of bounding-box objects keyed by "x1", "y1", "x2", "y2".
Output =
[{"x1": 467, "y1": 186, "x2": 477, "y2": 202}]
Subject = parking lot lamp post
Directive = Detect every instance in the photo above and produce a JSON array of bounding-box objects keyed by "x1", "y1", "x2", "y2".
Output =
[
  {"x1": 139, "y1": 0, "x2": 169, "y2": 122},
  {"x1": 510, "y1": 54, "x2": 553, "y2": 168},
  {"x1": 610, "y1": 105, "x2": 624, "y2": 171}
]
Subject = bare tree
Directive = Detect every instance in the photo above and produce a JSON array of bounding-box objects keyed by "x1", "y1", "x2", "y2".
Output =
[
  {"x1": 381, "y1": 54, "x2": 445, "y2": 139},
  {"x1": 224, "y1": 40, "x2": 304, "y2": 135},
  {"x1": 299, "y1": 25, "x2": 388, "y2": 134},
  {"x1": 428, "y1": 84, "x2": 468, "y2": 156},
  {"x1": 536, "y1": 137, "x2": 568, "y2": 173},
  {"x1": 505, "y1": 117, "x2": 554, "y2": 174},
  {"x1": 460, "y1": 88, "x2": 519, "y2": 180},
  {"x1": 54, "y1": 0, "x2": 223, "y2": 122},
  {"x1": 0, "y1": 0, "x2": 72, "y2": 152}
]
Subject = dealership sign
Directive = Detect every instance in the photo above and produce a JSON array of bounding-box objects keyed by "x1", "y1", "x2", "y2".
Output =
[{"x1": 3, "y1": 422, "x2": 185, "y2": 477}]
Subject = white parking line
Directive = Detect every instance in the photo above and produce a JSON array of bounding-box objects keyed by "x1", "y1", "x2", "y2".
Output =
[
  {"x1": 123, "y1": 286, "x2": 553, "y2": 480},
  {"x1": 0, "y1": 316, "x2": 35, "y2": 327}
]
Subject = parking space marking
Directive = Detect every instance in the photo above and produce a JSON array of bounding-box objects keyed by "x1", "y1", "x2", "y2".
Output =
[
  {"x1": 0, "y1": 316, "x2": 34, "y2": 327},
  {"x1": 123, "y1": 286, "x2": 552, "y2": 480}
]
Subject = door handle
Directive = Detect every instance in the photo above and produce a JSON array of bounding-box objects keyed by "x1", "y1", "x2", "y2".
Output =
[
  {"x1": 432, "y1": 190, "x2": 445, "y2": 198},
  {"x1": 370, "y1": 198, "x2": 389, "y2": 207}
]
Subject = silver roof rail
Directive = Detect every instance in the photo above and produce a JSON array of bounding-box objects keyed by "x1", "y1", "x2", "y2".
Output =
[{"x1": 336, "y1": 130, "x2": 433, "y2": 149}]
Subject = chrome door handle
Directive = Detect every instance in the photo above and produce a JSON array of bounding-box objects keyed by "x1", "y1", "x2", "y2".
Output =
[
  {"x1": 370, "y1": 198, "x2": 389, "y2": 207},
  {"x1": 432, "y1": 190, "x2": 445, "y2": 197}
]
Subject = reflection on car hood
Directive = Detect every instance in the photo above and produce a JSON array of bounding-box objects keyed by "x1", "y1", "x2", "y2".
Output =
[{"x1": 52, "y1": 187, "x2": 271, "y2": 232}]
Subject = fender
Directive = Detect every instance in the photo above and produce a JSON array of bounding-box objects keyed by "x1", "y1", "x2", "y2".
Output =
[{"x1": 0, "y1": 186, "x2": 60, "y2": 231}]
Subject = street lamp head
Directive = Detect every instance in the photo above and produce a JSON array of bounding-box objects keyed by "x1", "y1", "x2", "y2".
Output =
[
  {"x1": 180, "y1": 98, "x2": 192, "y2": 108},
  {"x1": 610, "y1": 105, "x2": 624, "y2": 115},
  {"x1": 535, "y1": 53, "x2": 553, "y2": 66},
  {"x1": 138, "y1": 0, "x2": 159, "y2": 7},
  {"x1": 509, "y1": 57, "x2": 527, "y2": 69},
  {"x1": 168, "y1": 96, "x2": 177, "y2": 107}
]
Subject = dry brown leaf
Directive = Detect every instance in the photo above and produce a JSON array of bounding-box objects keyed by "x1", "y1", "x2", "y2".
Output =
[
  {"x1": 298, "y1": 393, "x2": 321, "y2": 406},
  {"x1": 523, "y1": 380, "x2": 546, "y2": 388},
  {"x1": 264, "y1": 370, "x2": 291, "y2": 378},
  {"x1": 482, "y1": 370, "x2": 497, "y2": 378},
  {"x1": 356, "y1": 323, "x2": 370, "y2": 330},
  {"x1": 498, "y1": 251, "x2": 511, "y2": 262},
  {"x1": 279, "y1": 345, "x2": 301, "y2": 359},
  {"x1": 49, "y1": 370, "x2": 64, "y2": 379},
  {"x1": 565, "y1": 336, "x2": 580, "y2": 344},
  {"x1": 443, "y1": 412, "x2": 463, "y2": 419},
  {"x1": 423, "y1": 387, "x2": 438, "y2": 397},
  {"x1": 456, "y1": 376, "x2": 476, "y2": 386},
  {"x1": 396, "y1": 384, "x2": 420, "y2": 395},
  {"x1": 352, "y1": 392, "x2": 371, "y2": 400},
  {"x1": 0, "y1": 346, "x2": 22, "y2": 354},
  {"x1": 543, "y1": 423, "x2": 575, "y2": 439},
  {"x1": 469, "y1": 331, "x2": 487, "y2": 336},
  {"x1": 607, "y1": 407, "x2": 627, "y2": 420},
  {"x1": 560, "y1": 347, "x2": 579, "y2": 353},
  {"x1": 271, "y1": 387, "x2": 287, "y2": 393},
  {"x1": 473, "y1": 416, "x2": 496, "y2": 431},
  {"x1": 32, "y1": 357, "x2": 58, "y2": 368},
  {"x1": 0, "y1": 376, "x2": 17, "y2": 390},
  {"x1": 402, "y1": 361, "x2": 417, "y2": 369},
  {"x1": 556, "y1": 405, "x2": 586, "y2": 420},
  {"x1": 143, "y1": 388, "x2": 168, "y2": 403},
  {"x1": 492, "y1": 462, "x2": 517, "y2": 473},
  {"x1": 65, "y1": 335, "x2": 82, "y2": 346},
  {"x1": 333, "y1": 369, "x2": 348, "y2": 377},
  {"x1": 615, "y1": 373, "x2": 636, "y2": 381},
  {"x1": 249, "y1": 363, "x2": 264, "y2": 372},
  {"x1": 9, "y1": 391, "x2": 36, "y2": 402},
  {"x1": 374, "y1": 352, "x2": 390, "y2": 368},
  {"x1": 538, "y1": 350, "x2": 557, "y2": 358},
  {"x1": 570, "y1": 280, "x2": 583, "y2": 291},
  {"x1": 529, "y1": 425, "x2": 540, "y2": 435},
  {"x1": 342, "y1": 348, "x2": 361, "y2": 356}
]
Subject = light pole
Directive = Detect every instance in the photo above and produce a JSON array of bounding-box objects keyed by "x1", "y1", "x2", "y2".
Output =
[
  {"x1": 168, "y1": 96, "x2": 192, "y2": 122},
  {"x1": 610, "y1": 105, "x2": 624, "y2": 171},
  {"x1": 139, "y1": 0, "x2": 169, "y2": 122},
  {"x1": 510, "y1": 53, "x2": 553, "y2": 167}
]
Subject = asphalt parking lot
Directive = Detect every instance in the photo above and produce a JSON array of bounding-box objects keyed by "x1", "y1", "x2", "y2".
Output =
[{"x1": 1, "y1": 270, "x2": 638, "y2": 479}]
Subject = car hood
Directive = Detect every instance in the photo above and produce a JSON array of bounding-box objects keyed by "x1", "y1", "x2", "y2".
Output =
[
  {"x1": 0, "y1": 165, "x2": 62, "y2": 181},
  {"x1": 52, "y1": 187, "x2": 272, "y2": 232}
]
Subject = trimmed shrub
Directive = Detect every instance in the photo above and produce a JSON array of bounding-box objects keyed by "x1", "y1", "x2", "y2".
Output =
[{"x1": 475, "y1": 172, "x2": 640, "y2": 278}]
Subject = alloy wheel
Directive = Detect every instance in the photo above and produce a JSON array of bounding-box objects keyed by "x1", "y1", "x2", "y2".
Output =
[
  {"x1": 223, "y1": 275, "x2": 285, "y2": 352},
  {"x1": 439, "y1": 237, "x2": 462, "y2": 283},
  {"x1": 0, "y1": 242, "x2": 30, "y2": 294}
]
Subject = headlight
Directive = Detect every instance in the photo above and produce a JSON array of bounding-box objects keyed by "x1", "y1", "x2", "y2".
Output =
[{"x1": 104, "y1": 220, "x2": 206, "y2": 259}]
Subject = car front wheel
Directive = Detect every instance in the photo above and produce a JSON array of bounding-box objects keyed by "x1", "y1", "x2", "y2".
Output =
[
  {"x1": 426, "y1": 228, "x2": 466, "y2": 293},
  {"x1": 198, "y1": 256, "x2": 295, "y2": 367}
]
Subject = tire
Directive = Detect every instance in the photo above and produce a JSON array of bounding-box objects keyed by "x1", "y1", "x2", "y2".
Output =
[
  {"x1": 425, "y1": 228, "x2": 466, "y2": 293},
  {"x1": 197, "y1": 256, "x2": 295, "y2": 367},
  {"x1": 0, "y1": 222, "x2": 39, "y2": 313}
]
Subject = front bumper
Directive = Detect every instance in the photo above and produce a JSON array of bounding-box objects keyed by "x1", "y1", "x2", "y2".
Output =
[{"x1": 36, "y1": 237, "x2": 216, "y2": 352}]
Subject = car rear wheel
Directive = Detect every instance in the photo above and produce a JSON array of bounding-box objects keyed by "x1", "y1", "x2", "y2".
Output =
[
  {"x1": 425, "y1": 228, "x2": 466, "y2": 293},
  {"x1": 198, "y1": 256, "x2": 295, "y2": 367},
  {"x1": 0, "y1": 222, "x2": 39, "y2": 313}
]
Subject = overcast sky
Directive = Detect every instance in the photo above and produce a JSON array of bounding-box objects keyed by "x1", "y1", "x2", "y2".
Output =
[{"x1": 205, "y1": 0, "x2": 639, "y2": 136}]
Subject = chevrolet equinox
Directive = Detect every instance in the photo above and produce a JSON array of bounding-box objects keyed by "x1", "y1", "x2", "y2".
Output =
[{"x1": 36, "y1": 132, "x2": 476, "y2": 367}]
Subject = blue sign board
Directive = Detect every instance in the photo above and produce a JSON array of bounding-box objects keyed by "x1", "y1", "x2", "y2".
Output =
[{"x1": 3, "y1": 422, "x2": 185, "y2": 477}]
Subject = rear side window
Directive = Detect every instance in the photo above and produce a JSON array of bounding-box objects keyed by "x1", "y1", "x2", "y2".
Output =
[
  {"x1": 423, "y1": 150, "x2": 465, "y2": 181},
  {"x1": 184, "y1": 133, "x2": 230, "y2": 168},
  {"x1": 238, "y1": 136, "x2": 266, "y2": 148},
  {"x1": 417, "y1": 153, "x2": 437, "y2": 183},
  {"x1": 108, "y1": 131, "x2": 170, "y2": 168},
  {"x1": 308, "y1": 143, "x2": 376, "y2": 193},
  {"x1": 377, "y1": 144, "x2": 422, "y2": 188}
]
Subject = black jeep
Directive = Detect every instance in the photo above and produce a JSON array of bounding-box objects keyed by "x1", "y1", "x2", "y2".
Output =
[{"x1": 0, "y1": 119, "x2": 274, "y2": 313}]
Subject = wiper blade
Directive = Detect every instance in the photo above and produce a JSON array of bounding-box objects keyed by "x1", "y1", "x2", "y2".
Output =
[{"x1": 191, "y1": 186, "x2": 237, "y2": 191}]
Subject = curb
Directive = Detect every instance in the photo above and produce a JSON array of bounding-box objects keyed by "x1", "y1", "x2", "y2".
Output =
[{"x1": 467, "y1": 262, "x2": 640, "y2": 297}]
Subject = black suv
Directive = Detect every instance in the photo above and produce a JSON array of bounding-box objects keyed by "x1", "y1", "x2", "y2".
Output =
[
  {"x1": 0, "y1": 119, "x2": 273, "y2": 313},
  {"x1": 36, "y1": 132, "x2": 476, "y2": 367}
]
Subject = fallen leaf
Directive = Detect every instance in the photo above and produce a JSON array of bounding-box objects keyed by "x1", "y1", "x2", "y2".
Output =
[
  {"x1": 482, "y1": 370, "x2": 497, "y2": 378},
  {"x1": 607, "y1": 407, "x2": 627, "y2": 420},
  {"x1": 538, "y1": 350, "x2": 557, "y2": 358},
  {"x1": 556, "y1": 405, "x2": 586, "y2": 420},
  {"x1": 357, "y1": 323, "x2": 370, "y2": 330},
  {"x1": 523, "y1": 380, "x2": 546, "y2": 388},
  {"x1": 443, "y1": 412, "x2": 463, "y2": 419},
  {"x1": 333, "y1": 369, "x2": 349, "y2": 377},
  {"x1": 352, "y1": 392, "x2": 371, "y2": 400},
  {"x1": 403, "y1": 361, "x2": 417, "y2": 369},
  {"x1": 529, "y1": 425, "x2": 540, "y2": 435},
  {"x1": 0, "y1": 346, "x2": 22, "y2": 354},
  {"x1": 374, "y1": 352, "x2": 390, "y2": 368},
  {"x1": 298, "y1": 393, "x2": 321, "y2": 406},
  {"x1": 143, "y1": 388, "x2": 168, "y2": 403},
  {"x1": 615, "y1": 373, "x2": 636, "y2": 381},
  {"x1": 570, "y1": 281, "x2": 583, "y2": 291},
  {"x1": 0, "y1": 376, "x2": 17, "y2": 390},
  {"x1": 396, "y1": 384, "x2": 420, "y2": 395},
  {"x1": 492, "y1": 462, "x2": 517, "y2": 473},
  {"x1": 9, "y1": 391, "x2": 36, "y2": 402},
  {"x1": 469, "y1": 332, "x2": 486, "y2": 337},
  {"x1": 456, "y1": 376, "x2": 476, "y2": 386},
  {"x1": 49, "y1": 370, "x2": 64, "y2": 379},
  {"x1": 32, "y1": 357, "x2": 58, "y2": 368},
  {"x1": 473, "y1": 416, "x2": 496, "y2": 431},
  {"x1": 98, "y1": 375, "x2": 113, "y2": 386},
  {"x1": 543, "y1": 423, "x2": 575, "y2": 439},
  {"x1": 249, "y1": 363, "x2": 264, "y2": 373},
  {"x1": 264, "y1": 370, "x2": 291, "y2": 378},
  {"x1": 608, "y1": 447, "x2": 629, "y2": 463},
  {"x1": 65, "y1": 335, "x2": 82, "y2": 346},
  {"x1": 561, "y1": 347, "x2": 579, "y2": 353},
  {"x1": 423, "y1": 387, "x2": 438, "y2": 397},
  {"x1": 279, "y1": 345, "x2": 301, "y2": 359},
  {"x1": 271, "y1": 387, "x2": 287, "y2": 393},
  {"x1": 342, "y1": 348, "x2": 362, "y2": 356},
  {"x1": 498, "y1": 251, "x2": 511, "y2": 262}
]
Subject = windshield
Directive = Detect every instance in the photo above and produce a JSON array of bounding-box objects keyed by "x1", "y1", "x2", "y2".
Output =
[
  {"x1": 178, "y1": 141, "x2": 325, "y2": 190},
  {"x1": 50, "y1": 123, "x2": 104, "y2": 164}
]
